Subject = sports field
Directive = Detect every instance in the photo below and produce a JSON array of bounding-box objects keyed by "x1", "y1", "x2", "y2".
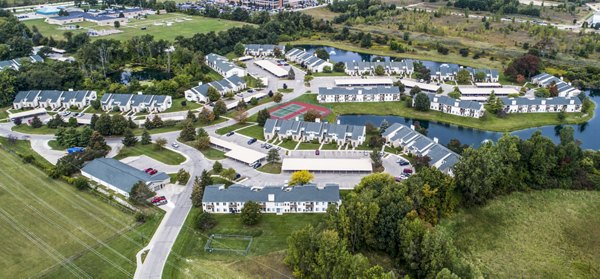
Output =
[
  {"x1": 23, "y1": 13, "x2": 250, "y2": 41},
  {"x1": 268, "y1": 101, "x2": 331, "y2": 120},
  {"x1": 0, "y1": 138, "x2": 156, "y2": 278}
]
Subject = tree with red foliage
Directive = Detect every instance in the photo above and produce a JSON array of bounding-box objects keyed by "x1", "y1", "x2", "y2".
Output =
[{"x1": 504, "y1": 54, "x2": 542, "y2": 81}]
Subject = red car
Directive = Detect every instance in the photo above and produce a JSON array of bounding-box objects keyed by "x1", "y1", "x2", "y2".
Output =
[
  {"x1": 403, "y1": 168, "x2": 413, "y2": 174},
  {"x1": 151, "y1": 196, "x2": 166, "y2": 203},
  {"x1": 144, "y1": 168, "x2": 154, "y2": 173},
  {"x1": 148, "y1": 169, "x2": 158, "y2": 175}
]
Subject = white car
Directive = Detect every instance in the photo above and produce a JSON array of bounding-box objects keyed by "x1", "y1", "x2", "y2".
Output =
[{"x1": 171, "y1": 143, "x2": 179, "y2": 148}]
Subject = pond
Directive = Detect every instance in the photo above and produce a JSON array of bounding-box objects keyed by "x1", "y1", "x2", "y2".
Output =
[
  {"x1": 296, "y1": 44, "x2": 456, "y2": 70},
  {"x1": 338, "y1": 92, "x2": 600, "y2": 150}
]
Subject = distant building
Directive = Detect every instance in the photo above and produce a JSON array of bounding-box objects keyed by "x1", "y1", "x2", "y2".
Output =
[
  {"x1": 458, "y1": 86, "x2": 520, "y2": 102},
  {"x1": 285, "y1": 48, "x2": 333, "y2": 73},
  {"x1": 500, "y1": 96, "x2": 582, "y2": 113},
  {"x1": 531, "y1": 73, "x2": 582, "y2": 97},
  {"x1": 244, "y1": 44, "x2": 284, "y2": 57},
  {"x1": 382, "y1": 123, "x2": 460, "y2": 175},
  {"x1": 264, "y1": 119, "x2": 366, "y2": 147},
  {"x1": 12, "y1": 89, "x2": 97, "y2": 110},
  {"x1": 202, "y1": 184, "x2": 341, "y2": 214},
  {"x1": 419, "y1": 93, "x2": 485, "y2": 118},
  {"x1": 100, "y1": 93, "x2": 172, "y2": 113},
  {"x1": 205, "y1": 53, "x2": 246, "y2": 78},
  {"x1": 45, "y1": 8, "x2": 146, "y2": 26},
  {"x1": 240, "y1": 0, "x2": 303, "y2": 9},
  {"x1": 81, "y1": 158, "x2": 170, "y2": 198},
  {"x1": 0, "y1": 55, "x2": 44, "y2": 71},
  {"x1": 317, "y1": 86, "x2": 401, "y2": 103},
  {"x1": 184, "y1": 75, "x2": 247, "y2": 103},
  {"x1": 586, "y1": 11, "x2": 600, "y2": 28},
  {"x1": 343, "y1": 60, "x2": 414, "y2": 76}
]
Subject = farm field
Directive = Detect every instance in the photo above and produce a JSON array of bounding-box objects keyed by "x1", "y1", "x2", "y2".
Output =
[
  {"x1": 441, "y1": 189, "x2": 600, "y2": 278},
  {"x1": 0, "y1": 138, "x2": 160, "y2": 278},
  {"x1": 24, "y1": 13, "x2": 250, "y2": 41},
  {"x1": 162, "y1": 208, "x2": 324, "y2": 278}
]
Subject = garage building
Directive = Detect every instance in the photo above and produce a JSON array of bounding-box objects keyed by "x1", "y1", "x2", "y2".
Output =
[
  {"x1": 254, "y1": 60, "x2": 288, "y2": 78},
  {"x1": 81, "y1": 158, "x2": 170, "y2": 198},
  {"x1": 281, "y1": 158, "x2": 373, "y2": 173},
  {"x1": 210, "y1": 137, "x2": 267, "y2": 166}
]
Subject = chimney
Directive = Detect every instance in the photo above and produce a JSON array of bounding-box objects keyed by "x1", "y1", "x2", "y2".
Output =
[
  {"x1": 410, "y1": 124, "x2": 415, "y2": 130},
  {"x1": 512, "y1": 100, "x2": 516, "y2": 105},
  {"x1": 454, "y1": 101, "x2": 459, "y2": 107},
  {"x1": 433, "y1": 137, "x2": 439, "y2": 143},
  {"x1": 433, "y1": 97, "x2": 438, "y2": 102},
  {"x1": 295, "y1": 116, "x2": 299, "y2": 121},
  {"x1": 315, "y1": 118, "x2": 321, "y2": 123},
  {"x1": 358, "y1": 90, "x2": 362, "y2": 95},
  {"x1": 268, "y1": 194, "x2": 275, "y2": 202},
  {"x1": 541, "y1": 100, "x2": 546, "y2": 105},
  {"x1": 137, "y1": 91, "x2": 143, "y2": 95},
  {"x1": 570, "y1": 99, "x2": 574, "y2": 104},
  {"x1": 336, "y1": 119, "x2": 340, "y2": 125},
  {"x1": 68, "y1": 88, "x2": 74, "y2": 91},
  {"x1": 198, "y1": 81, "x2": 203, "y2": 86}
]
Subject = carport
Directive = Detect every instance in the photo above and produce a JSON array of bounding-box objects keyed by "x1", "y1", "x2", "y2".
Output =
[
  {"x1": 210, "y1": 137, "x2": 267, "y2": 166},
  {"x1": 281, "y1": 158, "x2": 373, "y2": 173}
]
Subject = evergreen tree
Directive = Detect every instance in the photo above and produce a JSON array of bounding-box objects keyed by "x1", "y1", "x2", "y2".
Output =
[
  {"x1": 110, "y1": 114, "x2": 128, "y2": 135},
  {"x1": 257, "y1": 108, "x2": 270, "y2": 126},
  {"x1": 179, "y1": 120, "x2": 197, "y2": 142},
  {"x1": 122, "y1": 129, "x2": 138, "y2": 147},
  {"x1": 191, "y1": 176, "x2": 204, "y2": 207},
  {"x1": 213, "y1": 100, "x2": 227, "y2": 117},
  {"x1": 127, "y1": 117, "x2": 137, "y2": 129},
  {"x1": 95, "y1": 113, "x2": 112, "y2": 135},
  {"x1": 90, "y1": 114, "x2": 98, "y2": 130},
  {"x1": 140, "y1": 129, "x2": 151, "y2": 145},
  {"x1": 30, "y1": 116, "x2": 42, "y2": 128},
  {"x1": 186, "y1": 110, "x2": 197, "y2": 122}
]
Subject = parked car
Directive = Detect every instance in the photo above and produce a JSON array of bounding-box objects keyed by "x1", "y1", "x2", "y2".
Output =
[
  {"x1": 253, "y1": 162, "x2": 262, "y2": 169},
  {"x1": 154, "y1": 200, "x2": 167, "y2": 206},
  {"x1": 395, "y1": 176, "x2": 403, "y2": 182},
  {"x1": 64, "y1": 111, "x2": 71, "y2": 116},
  {"x1": 265, "y1": 144, "x2": 272, "y2": 149},
  {"x1": 403, "y1": 168, "x2": 413, "y2": 174},
  {"x1": 235, "y1": 173, "x2": 241, "y2": 179},
  {"x1": 398, "y1": 160, "x2": 409, "y2": 166},
  {"x1": 226, "y1": 131, "x2": 235, "y2": 137},
  {"x1": 144, "y1": 168, "x2": 154, "y2": 173},
  {"x1": 247, "y1": 89, "x2": 254, "y2": 93},
  {"x1": 315, "y1": 149, "x2": 320, "y2": 155},
  {"x1": 151, "y1": 196, "x2": 166, "y2": 203},
  {"x1": 247, "y1": 138, "x2": 257, "y2": 145},
  {"x1": 67, "y1": 147, "x2": 85, "y2": 154},
  {"x1": 171, "y1": 142, "x2": 179, "y2": 148},
  {"x1": 275, "y1": 146, "x2": 282, "y2": 151},
  {"x1": 148, "y1": 169, "x2": 158, "y2": 175}
]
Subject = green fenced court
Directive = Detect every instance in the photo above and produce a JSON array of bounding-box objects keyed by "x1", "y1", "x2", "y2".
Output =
[{"x1": 268, "y1": 101, "x2": 331, "y2": 120}]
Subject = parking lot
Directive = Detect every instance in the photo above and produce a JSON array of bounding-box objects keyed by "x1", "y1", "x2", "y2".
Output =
[{"x1": 288, "y1": 149, "x2": 372, "y2": 159}]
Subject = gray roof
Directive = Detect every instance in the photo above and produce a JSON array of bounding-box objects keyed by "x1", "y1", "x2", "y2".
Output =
[
  {"x1": 206, "y1": 53, "x2": 240, "y2": 73},
  {"x1": 381, "y1": 122, "x2": 404, "y2": 138},
  {"x1": 81, "y1": 158, "x2": 169, "y2": 193},
  {"x1": 425, "y1": 144, "x2": 451, "y2": 165},
  {"x1": 202, "y1": 184, "x2": 340, "y2": 203},
  {"x1": 264, "y1": 118, "x2": 278, "y2": 134},
  {"x1": 319, "y1": 86, "x2": 400, "y2": 96},
  {"x1": 39, "y1": 90, "x2": 62, "y2": 102},
  {"x1": 102, "y1": 93, "x2": 133, "y2": 106},
  {"x1": 62, "y1": 90, "x2": 90, "y2": 102},
  {"x1": 427, "y1": 93, "x2": 483, "y2": 111},
  {"x1": 438, "y1": 153, "x2": 460, "y2": 173},
  {"x1": 13, "y1": 90, "x2": 40, "y2": 103},
  {"x1": 500, "y1": 96, "x2": 582, "y2": 106},
  {"x1": 411, "y1": 135, "x2": 434, "y2": 151}
]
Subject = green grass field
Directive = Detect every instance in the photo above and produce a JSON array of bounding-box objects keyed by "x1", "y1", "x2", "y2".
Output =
[
  {"x1": 12, "y1": 124, "x2": 59, "y2": 135},
  {"x1": 200, "y1": 147, "x2": 226, "y2": 160},
  {"x1": 208, "y1": 236, "x2": 252, "y2": 251},
  {"x1": 441, "y1": 190, "x2": 600, "y2": 278},
  {"x1": 236, "y1": 125, "x2": 265, "y2": 141},
  {"x1": 47, "y1": 139, "x2": 66, "y2": 150},
  {"x1": 164, "y1": 98, "x2": 202, "y2": 113},
  {"x1": 162, "y1": 208, "x2": 324, "y2": 278},
  {"x1": 113, "y1": 143, "x2": 186, "y2": 165},
  {"x1": 0, "y1": 139, "x2": 139, "y2": 277},
  {"x1": 24, "y1": 13, "x2": 250, "y2": 41},
  {"x1": 257, "y1": 162, "x2": 282, "y2": 174},
  {"x1": 292, "y1": 94, "x2": 594, "y2": 132},
  {"x1": 297, "y1": 142, "x2": 321, "y2": 150},
  {"x1": 215, "y1": 123, "x2": 252, "y2": 135}
]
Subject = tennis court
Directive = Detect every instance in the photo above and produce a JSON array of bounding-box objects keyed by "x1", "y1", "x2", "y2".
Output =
[{"x1": 268, "y1": 101, "x2": 331, "y2": 120}]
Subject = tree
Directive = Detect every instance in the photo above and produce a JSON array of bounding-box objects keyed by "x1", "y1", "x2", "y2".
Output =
[
  {"x1": 155, "y1": 137, "x2": 167, "y2": 150},
  {"x1": 207, "y1": 86, "x2": 221, "y2": 102},
  {"x1": 250, "y1": 97, "x2": 258, "y2": 106},
  {"x1": 456, "y1": 69, "x2": 471, "y2": 84},
  {"x1": 114, "y1": 21, "x2": 120, "y2": 28},
  {"x1": 304, "y1": 75, "x2": 314, "y2": 84},
  {"x1": 323, "y1": 66, "x2": 332, "y2": 73},
  {"x1": 410, "y1": 86, "x2": 422, "y2": 96},
  {"x1": 315, "y1": 48, "x2": 330, "y2": 60},
  {"x1": 360, "y1": 33, "x2": 372, "y2": 48},
  {"x1": 141, "y1": 129, "x2": 151, "y2": 145},
  {"x1": 273, "y1": 93, "x2": 283, "y2": 103},
  {"x1": 90, "y1": 114, "x2": 99, "y2": 130},
  {"x1": 30, "y1": 116, "x2": 42, "y2": 128},
  {"x1": 177, "y1": 168, "x2": 190, "y2": 184},
  {"x1": 374, "y1": 65, "x2": 385, "y2": 76},
  {"x1": 459, "y1": 48, "x2": 469, "y2": 57},
  {"x1": 234, "y1": 42, "x2": 245, "y2": 56},
  {"x1": 303, "y1": 109, "x2": 322, "y2": 122},
  {"x1": 233, "y1": 108, "x2": 248, "y2": 124},
  {"x1": 288, "y1": 68, "x2": 295, "y2": 80},
  {"x1": 256, "y1": 108, "x2": 271, "y2": 126},
  {"x1": 198, "y1": 107, "x2": 215, "y2": 124},
  {"x1": 195, "y1": 136, "x2": 211, "y2": 150},
  {"x1": 474, "y1": 71, "x2": 487, "y2": 82},
  {"x1": 73, "y1": 177, "x2": 89, "y2": 190},
  {"x1": 211, "y1": 161, "x2": 223, "y2": 174},
  {"x1": 333, "y1": 62, "x2": 345, "y2": 72},
  {"x1": 241, "y1": 200, "x2": 262, "y2": 225},
  {"x1": 129, "y1": 181, "x2": 156, "y2": 204},
  {"x1": 151, "y1": 115, "x2": 163, "y2": 129},
  {"x1": 213, "y1": 100, "x2": 227, "y2": 118},
  {"x1": 195, "y1": 211, "x2": 217, "y2": 231},
  {"x1": 186, "y1": 110, "x2": 197, "y2": 123},
  {"x1": 447, "y1": 139, "x2": 468, "y2": 154},
  {"x1": 448, "y1": 87, "x2": 461, "y2": 99},
  {"x1": 191, "y1": 176, "x2": 204, "y2": 207},
  {"x1": 0, "y1": 70, "x2": 17, "y2": 107},
  {"x1": 122, "y1": 129, "x2": 138, "y2": 147},
  {"x1": 110, "y1": 114, "x2": 128, "y2": 135},
  {"x1": 95, "y1": 114, "x2": 112, "y2": 135},
  {"x1": 371, "y1": 149, "x2": 383, "y2": 169},
  {"x1": 179, "y1": 120, "x2": 197, "y2": 142},
  {"x1": 504, "y1": 54, "x2": 542, "y2": 80},
  {"x1": 236, "y1": 99, "x2": 247, "y2": 110},
  {"x1": 289, "y1": 170, "x2": 314, "y2": 185},
  {"x1": 69, "y1": 117, "x2": 78, "y2": 128},
  {"x1": 127, "y1": 117, "x2": 137, "y2": 129},
  {"x1": 414, "y1": 92, "x2": 431, "y2": 111},
  {"x1": 380, "y1": 119, "x2": 390, "y2": 131},
  {"x1": 267, "y1": 148, "x2": 280, "y2": 163}
]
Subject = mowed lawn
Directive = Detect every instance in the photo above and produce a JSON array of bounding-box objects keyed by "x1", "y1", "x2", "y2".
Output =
[
  {"x1": 114, "y1": 143, "x2": 186, "y2": 165},
  {"x1": 441, "y1": 190, "x2": 600, "y2": 278},
  {"x1": 0, "y1": 143, "x2": 135, "y2": 277},
  {"x1": 24, "y1": 13, "x2": 250, "y2": 41},
  {"x1": 162, "y1": 208, "x2": 323, "y2": 278}
]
